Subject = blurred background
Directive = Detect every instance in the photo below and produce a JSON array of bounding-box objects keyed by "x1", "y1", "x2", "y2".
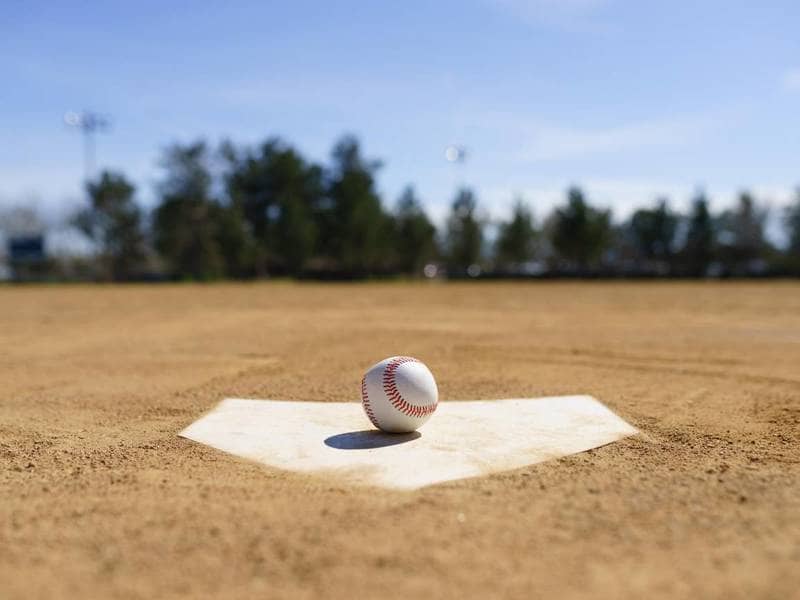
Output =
[{"x1": 1, "y1": 0, "x2": 799, "y2": 281}]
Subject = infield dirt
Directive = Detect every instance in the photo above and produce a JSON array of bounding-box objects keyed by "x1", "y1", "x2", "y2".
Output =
[{"x1": 1, "y1": 282, "x2": 798, "y2": 599}]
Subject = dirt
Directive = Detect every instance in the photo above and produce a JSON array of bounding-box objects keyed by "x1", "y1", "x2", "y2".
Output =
[{"x1": 1, "y1": 281, "x2": 798, "y2": 599}]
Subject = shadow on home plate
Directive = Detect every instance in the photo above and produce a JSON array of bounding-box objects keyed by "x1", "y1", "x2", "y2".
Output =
[{"x1": 324, "y1": 430, "x2": 421, "y2": 450}]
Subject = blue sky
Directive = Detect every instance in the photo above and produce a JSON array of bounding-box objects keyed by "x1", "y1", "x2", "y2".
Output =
[{"x1": 1, "y1": 0, "x2": 799, "y2": 229}]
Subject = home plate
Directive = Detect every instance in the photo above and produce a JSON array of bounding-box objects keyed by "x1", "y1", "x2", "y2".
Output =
[{"x1": 179, "y1": 396, "x2": 637, "y2": 490}]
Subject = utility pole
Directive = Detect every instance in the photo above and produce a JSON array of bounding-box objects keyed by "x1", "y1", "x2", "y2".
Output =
[{"x1": 64, "y1": 110, "x2": 110, "y2": 184}]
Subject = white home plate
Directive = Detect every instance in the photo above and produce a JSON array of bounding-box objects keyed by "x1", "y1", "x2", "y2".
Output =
[{"x1": 180, "y1": 396, "x2": 637, "y2": 490}]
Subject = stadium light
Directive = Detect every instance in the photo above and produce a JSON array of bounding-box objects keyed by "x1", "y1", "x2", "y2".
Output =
[
  {"x1": 444, "y1": 144, "x2": 467, "y2": 164},
  {"x1": 64, "y1": 110, "x2": 111, "y2": 184},
  {"x1": 445, "y1": 144, "x2": 469, "y2": 192}
]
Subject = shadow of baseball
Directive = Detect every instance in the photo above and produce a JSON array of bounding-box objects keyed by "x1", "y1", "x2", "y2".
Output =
[{"x1": 324, "y1": 429, "x2": 421, "y2": 450}]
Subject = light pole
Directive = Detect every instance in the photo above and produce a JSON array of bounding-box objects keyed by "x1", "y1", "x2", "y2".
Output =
[
  {"x1": 444, "y1": 144, "x2": 467, "y2": 165},
  {"x1": 445, "y1": 144, "x2": 468, "y2": 192},
  {"x1": 64, "y1": 110, "x2": 110, "y2": 184}
]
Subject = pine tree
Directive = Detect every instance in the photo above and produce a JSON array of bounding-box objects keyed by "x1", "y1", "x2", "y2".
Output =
[
  {"x1": 393, "y1": 186, "x2": 438, "y2": 276},
  {"x1": 681, "y1": 192, "x2": 715, "y2": 277},
  {"x1": 550, "y1": 187, "x2": 611, "y2": 273},
  {"x1": 445, "y1": 188, "x2": 483, "y2": 276},
  {"x1": 495, "y1": 199, "x2": 537, "y2": 273}
]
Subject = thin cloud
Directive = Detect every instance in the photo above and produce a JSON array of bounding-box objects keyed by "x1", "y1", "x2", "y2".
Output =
[
  {"x1": 488, "y1": 0, "x2": 613, "y2": 33},
  {"x1": 514, "y1": 111, "x2": 730, "y2": 162},
  {"x1": 782, "y1": 68, "x2": 800, "y2": 91}
]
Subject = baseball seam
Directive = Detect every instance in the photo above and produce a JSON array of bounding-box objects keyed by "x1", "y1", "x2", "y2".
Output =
[
  {"x1": 361, "y1": 375, "x2": 381, "y2": 429},
  {"x1": 381, "y1": 356, "x2": 437, "y2": 419}
]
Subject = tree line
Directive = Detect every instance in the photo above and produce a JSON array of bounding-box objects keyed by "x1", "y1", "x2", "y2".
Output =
[{"x1": 7, "y1": 134, "x2": 800, "y2": 280}]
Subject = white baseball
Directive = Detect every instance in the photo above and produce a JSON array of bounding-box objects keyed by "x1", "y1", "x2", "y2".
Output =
[{"x1": 360, "y1": 356, "x2": 438, "y2": 433}]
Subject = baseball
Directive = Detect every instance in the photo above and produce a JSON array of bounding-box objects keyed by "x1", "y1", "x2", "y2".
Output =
[{"x1": 360, "y1": 356, "x2": 438, "y2": 433}]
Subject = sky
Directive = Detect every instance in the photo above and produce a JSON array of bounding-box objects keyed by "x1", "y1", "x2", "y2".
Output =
[{"x1": 1, "y1": 0, "x2": 799, "y2": 232}]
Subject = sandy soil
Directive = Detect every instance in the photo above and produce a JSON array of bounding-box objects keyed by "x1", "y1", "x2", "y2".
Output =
[{"x1": 1, "y1": 282, "x2": 798, "y2": 599}]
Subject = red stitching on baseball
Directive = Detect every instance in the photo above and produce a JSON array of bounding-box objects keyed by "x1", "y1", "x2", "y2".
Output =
[
  {"x1": 361, "y1": 374, "x2": 381, "y2": 429},
  {"x1": 381, "y1": 356, "x2": 437, "y2": 419}
]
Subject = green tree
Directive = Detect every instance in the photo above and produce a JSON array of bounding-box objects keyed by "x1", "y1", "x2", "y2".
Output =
[
  {"x1": 392, "y1": 186, "x2": 438, "y2": 275},
  {"x1": 214, "y1": 202, "x2": 257, "y2": 278},
  {"x1": 549, "y1": 187, "x2": 612, "y2": 273},
  {"x1": 681, "y1": 192, "x2": 715, "y2": 277},
  {"x1": 716, "y1": 192, "x2": 770, "y2": 275},
  {"x1": 495, "y1": 199, "x2": 537, "y2": 272},
  {"x1": 74, "y1": 170, "x2": 147, "y2": 280},
  {"x1": 445, "y1": 187, "x2": 483, "y2": 275},
  {"x1": 627, "y1": 198, "x2": 678, "y2": 273},
  {"x1": 153, "y1": 142, "x2": 252, "y2": 280},
  {"x1": 224, "y1": 138, "x2": 322, "y2": 276},
  {"x1": 783, "y1": 188, "x2": 800, "y2": 274},
  {"x1": 321, "y1": 135, "x2": 389, "y2": 275}
]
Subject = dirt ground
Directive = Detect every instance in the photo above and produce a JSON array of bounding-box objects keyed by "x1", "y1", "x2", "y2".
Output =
[{"x1": 1, "y1": 282, "x2": 798, "y2": 599}]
